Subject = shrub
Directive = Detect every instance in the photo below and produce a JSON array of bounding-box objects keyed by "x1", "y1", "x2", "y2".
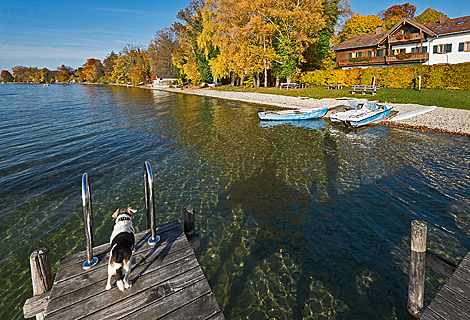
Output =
[{"x1": 301, "y1": 63, "x2": 470, "y2": 90}]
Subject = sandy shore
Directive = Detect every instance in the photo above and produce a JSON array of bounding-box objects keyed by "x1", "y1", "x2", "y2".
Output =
[{"x1": 158, "y1": 87, "x2": 470, "y2": 135}]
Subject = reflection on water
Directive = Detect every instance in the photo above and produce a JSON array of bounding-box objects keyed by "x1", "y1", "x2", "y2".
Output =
[{"x1": 0, "y1": 84, "x2": 469, "y2": 319}]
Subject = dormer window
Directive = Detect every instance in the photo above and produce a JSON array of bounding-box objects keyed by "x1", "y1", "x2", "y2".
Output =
[
  {"x1": 457, "y1": 20, "x2": 467, "y2": 24},
  {"x1": 436, "y1": 23, "x2": 445, "y2": 28}
]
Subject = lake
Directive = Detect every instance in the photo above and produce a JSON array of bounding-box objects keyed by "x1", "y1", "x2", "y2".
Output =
[{"x1": 1, "y1": 84, "x2": 469, "y2": 319}]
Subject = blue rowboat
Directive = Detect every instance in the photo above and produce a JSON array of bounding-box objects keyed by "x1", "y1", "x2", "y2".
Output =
[{"x1": 258, "y1": 107, "x2": 328, "y2": 121}]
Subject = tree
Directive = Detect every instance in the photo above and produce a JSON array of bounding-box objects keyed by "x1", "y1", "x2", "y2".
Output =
[
  {"x1": 1, "y1": 70, "x2": 13, "y2": 82},
  {"x1": 55, "y1": 65, "x2": 72, "y2": 82},
  {"x1": 379, "y1": 2, "x2": 417, "y2": 29},
  {"x1": 82, "y1": 58, "x2": 104, "y2": 82},
  {"x1": 12, "y1": 66, "x2": 46, "y2": 82},
  {"x1": 149, "y1": 28, "x2": 178, "y2": 77},
  {"x1": 172, "y1": 0, "x2": 213, "y2": 84},
  {"x1": 415, "y1": 8, "x2": 445, "y2": 24},
  {"x1": 336, "y1": 13, "x2": 383, "y2": 43},
  {"x1": 103, "y1": 51, "x2": 118, "y2": 79}
]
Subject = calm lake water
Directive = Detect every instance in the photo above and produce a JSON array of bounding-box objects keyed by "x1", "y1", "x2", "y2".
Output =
[{"x1": 1, "y1": 84, "x2": 469, "y2": 319}]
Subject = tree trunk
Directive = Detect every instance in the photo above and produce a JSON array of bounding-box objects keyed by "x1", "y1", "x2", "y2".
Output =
[
  {"x1": 240, "y1": 75, "x2": 245, "y2": 88},
  {"x1": 275, "y1": 77, "x2": 280, "y2": 87},
  {"x1": 231, "y1": 73, "x2": 235, "y2": 86}
]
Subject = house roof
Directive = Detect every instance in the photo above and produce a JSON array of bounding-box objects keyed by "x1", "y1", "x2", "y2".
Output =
[
  {"x1": 333, "y1": 32, "x2": 389, "y2": 51},
  {"x1": 425, "y1": 15, "x2": 470, "y2": 35},
  {"x1": 333, "y1": 15, "x2": 470, "y2": 52}
]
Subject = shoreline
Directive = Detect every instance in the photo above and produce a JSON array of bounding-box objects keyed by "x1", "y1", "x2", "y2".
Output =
[{"x1": 153, "y1": 86, "x2": 470, "y2": 136}]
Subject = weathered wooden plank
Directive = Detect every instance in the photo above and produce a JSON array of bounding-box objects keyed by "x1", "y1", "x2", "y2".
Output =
[
  {"x1": 421, "y1": 308, "x2": 447, "y2": 320},
  {"x1": 116, "y1": 278, "x2": 212, "y2": 320},
  {"x1": 206, "y1": 311, "x2": 227, "y2": 320},
  {"x1": 158, "y1": 292, "x2": 223, "y2": 320},
  {"x1": 24, "y1": 291, "x2": 51, "y2": 318},
  {"x1": 47, "y1": 265, "x2": 204, "y2": 320},
  {"x1": 84, "y1": 271, "x2": 208, "y2": 320},
  {"x1": 438, "y1": 286, "x2": 470, "y2": 315},
  {"x1": 426, "y1": 250, "x2": 458, "y2": 278},
  {"x1": 45, "y1": 245, "x2": 196, "y2": 317},
  {"x1": 457, "y1": 252, "x2": 470, "y2": 271},
  {"x1": 453, "y1": 265, "x2": 470, "y2": 288},
  {"x1": 443, "y1": 275, "x2": 470, "y2": 300},
  {"x1": 428, "y1": 294, "x2": 470, "y2": 320},
  {"x1": 57, "y1": 220, "x2": 180, "y2": 269},
  {"x1": 53, "y1": 222, "x2": 183, "y2": 284}
]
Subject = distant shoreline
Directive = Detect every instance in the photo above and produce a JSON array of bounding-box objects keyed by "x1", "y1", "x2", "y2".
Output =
[{"x1": 150, "y1": 86, "x2": 470, "y2": 136}]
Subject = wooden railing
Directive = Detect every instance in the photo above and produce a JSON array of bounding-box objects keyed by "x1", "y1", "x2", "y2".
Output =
[
  {"x1": 389, "y1": 33, "x2": 424, "y2": 44},
  {"x1": 385, "y1": 52, "x2": 429, "y2": 64},
  {"x1": 337, "y1": 52, "x2": 429, "y2": 67}
]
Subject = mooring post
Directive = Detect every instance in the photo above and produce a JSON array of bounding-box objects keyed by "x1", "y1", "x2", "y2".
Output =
[
  {"x1": 81, "y1": 173, "x2": 98, "y2": 269},
  {"x1": 29, "y1": 247, "x2": 52, "y2": 320},
  {"x1": 144, "y1": 161, "x2": 160, "y2": 245},
  {"x1": 184, "y1": 204, "x2": 200, "y2": 250},
  {"x1": 408, "y1": 220, "x2": 427, "y2": 318}
]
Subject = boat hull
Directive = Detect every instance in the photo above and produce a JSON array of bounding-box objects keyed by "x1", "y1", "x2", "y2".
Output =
[
  {"x1": 258, "y1": 108, "x2": 328, "y2": 121},
  {"x1": 347, "y1": 107, "x2": 392, "y2": 128}
]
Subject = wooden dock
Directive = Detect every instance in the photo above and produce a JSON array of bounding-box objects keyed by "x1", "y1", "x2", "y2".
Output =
[
  {"x1": 421, "y1": 251, "x2": 470, "y2": 320},
  {"x1": 24, "y1": 220, "x2": 225, "y2": 320}
]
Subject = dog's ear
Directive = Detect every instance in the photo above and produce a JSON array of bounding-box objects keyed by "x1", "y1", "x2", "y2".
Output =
[
  {"x1": 112, "y1": 209, "x2": 120, "y2": 219},
  {"x1": 126, "y1": 207, "x2": 137, "y2": 215}
]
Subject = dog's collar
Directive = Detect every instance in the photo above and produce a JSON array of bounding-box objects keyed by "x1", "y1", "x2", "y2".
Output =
[{"x1": 116, "y1": 214, "x2": 132, "y2": 223}]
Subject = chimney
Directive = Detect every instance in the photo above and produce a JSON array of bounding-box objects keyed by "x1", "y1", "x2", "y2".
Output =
[
  {"x1": 439, "y1": 15, "x2": 447, "y2": 24},
  {"x1": 375, "y1": 26, "x2": 382, "y2": 35}
]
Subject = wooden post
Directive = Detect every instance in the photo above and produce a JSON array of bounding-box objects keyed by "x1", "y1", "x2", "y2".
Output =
[
  {"x1": 184, "y1": 205, "x2": 200, "y2": 250},
  {"x1": 408, "y1": 220, "x2": 427, "y2": 318},
  {"x1": 29, "y1": 247, "x2": 52, "y2": 320}
]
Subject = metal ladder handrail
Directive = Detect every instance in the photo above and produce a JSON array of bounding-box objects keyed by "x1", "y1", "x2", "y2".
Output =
[
  {"x1": 144, "y1": 161, "x2": 160, "y2": 245},
  {"x1": 81, "y1": 173, "x2": 98, "y2": 270}
]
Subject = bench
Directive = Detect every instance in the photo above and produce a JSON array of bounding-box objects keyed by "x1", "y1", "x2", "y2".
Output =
[
  {"x1": 280, "y1": 83, "x2": 298, "y2": 90},
  {"x1": 349, "y1": 84, "x2": 380, "y2": 96},
  {"x1": 327, "y1": 83, "x2": 343, "y2": 90}
]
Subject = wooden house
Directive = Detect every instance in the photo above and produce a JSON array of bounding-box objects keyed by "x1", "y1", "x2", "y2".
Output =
[{"x1": 333, "y1": 15, "x2": 470, "y2": 69}]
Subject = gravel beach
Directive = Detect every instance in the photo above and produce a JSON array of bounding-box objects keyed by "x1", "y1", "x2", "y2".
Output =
[{"x1": 160, "y1": 87, "x2": 470, "y2": 135}]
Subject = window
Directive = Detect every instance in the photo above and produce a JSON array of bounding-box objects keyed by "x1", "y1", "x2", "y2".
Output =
[
  {"x1": 391, "y1": 49, "x2": 395, "y2": 55},
  {"x1": 357, "y1": 52, "x2": 362, "y2": 57},
  {"x1": 458, "y1": 42, "x2": 470, "y2": 52},
  {"x1": 377, "y1": 49, "x2": 384, "y2": 57},
  {"x1": 368, "y1": 50, "x2": 372, "y2": 57},
  {"x1": 411, "y1": 48, "x2": 416, "y2": 53},
  {"x1": 348, "y1": 53, "x2": 352, "y2": 59},
  {"x1": 434, "y1": 44, "x2": 452, "y2": 53},
  {"x1": 422, "y1": 46, "x2": 428, "y2": 53},
  {"x1": 457, "y1": 20, "x2": 467, "y2": 24},
  {"x1": 399, "y1": 49, "x2": 405, "y2": 54}
]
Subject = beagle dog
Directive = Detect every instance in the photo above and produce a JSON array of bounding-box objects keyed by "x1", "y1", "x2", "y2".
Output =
[{"x1": 106, "y1": 207, "x2": 136, "y2": 292}]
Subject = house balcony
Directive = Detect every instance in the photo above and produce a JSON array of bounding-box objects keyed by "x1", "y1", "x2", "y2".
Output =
[
  {"x1": 385, "y1": 52, "x2": 429, "y2": 64},
  {"x1": 337, "y1": 52, "x2": 429, "y2": 68},
  {"x1": 389, "y1": 33, "x2": 425, "y2": 44}
]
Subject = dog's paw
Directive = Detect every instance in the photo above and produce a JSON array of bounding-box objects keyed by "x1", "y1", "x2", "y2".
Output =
[
  {"x1": 124, "y1": 280, "x2": 132, "y2": 289},
  {"x1": 105, "y1": 283, "x2": 111, "y2": 291}
]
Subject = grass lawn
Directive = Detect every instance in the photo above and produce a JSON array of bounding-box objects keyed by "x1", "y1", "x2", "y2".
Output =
[{"x1": 214, "y1": 86, "x2": 470, "y2": 110}]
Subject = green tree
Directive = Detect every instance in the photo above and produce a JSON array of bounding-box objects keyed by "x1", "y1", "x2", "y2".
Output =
[{"x1": 415, "y1": 8, "x2": 445, "y2": 24}]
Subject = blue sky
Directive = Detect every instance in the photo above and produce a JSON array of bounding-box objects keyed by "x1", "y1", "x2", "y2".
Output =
[{"x1": 1, "y1": 0, "x2": 469, "y2": 72}]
